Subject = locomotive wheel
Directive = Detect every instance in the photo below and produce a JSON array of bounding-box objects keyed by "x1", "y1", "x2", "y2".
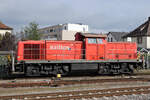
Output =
[
  {"x1": 25, "y1": 65, "x2": 40, "y2": 76},
  {"x1": 98, "y1": 65, "x2": 105, "y2": 74},
  {"x1": 54, "y1": 64, "x2": 71, "y2": 76},
  {"x1": 61, "y1": 65, "x2": 71, "y2": 76},
  {"x1": 120, "y1": 63, "x2": 128, "y2": 74},
  {"x1": 128, "y1": 64, "x2": 134, "y2": 74},
  {"x1": 98, "y1": 64, "x2": 110, "y2": 75},
  {"x1": 120, "y1": 63, "x2": 133, "y2": 74}
]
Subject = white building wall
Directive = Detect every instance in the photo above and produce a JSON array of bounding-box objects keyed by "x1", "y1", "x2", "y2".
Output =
[
  {"x1": 66, "y1": 24, "x2": 88, "y2": 32},
  {"x1": 0, "y1": 30, "x2": 12, "y2": 35},
  {"x1": 147, "y1": 37, "x2": 150, "y2": 49},
  {"x1": 62, "y1": 30, "x2": 77, "y2": 40},
  {"x1": 39, "y1": 23, "x2": 88, "y2": 40}
]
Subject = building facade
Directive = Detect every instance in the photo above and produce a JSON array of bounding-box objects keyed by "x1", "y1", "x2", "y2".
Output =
[
  {"x1": 0, "y1": 22, "x2": 13, "y2": 35},
  {"x1": 107, "y1": 32, "x2": 128, "y2": 42},
  {"x1": 38, "y1": 23, "x2": 88, "y2": 40},
  {"x1": 123, "y1": 17, "x2": 150, "y2": 49}
]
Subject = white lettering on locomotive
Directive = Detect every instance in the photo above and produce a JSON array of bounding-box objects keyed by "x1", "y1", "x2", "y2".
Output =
[{"x1": 50, "y1": 45, "x2": 71, "y2": 50}]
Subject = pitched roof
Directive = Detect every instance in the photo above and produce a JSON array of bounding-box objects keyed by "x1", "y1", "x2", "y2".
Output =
[
  {"x1": 0, "y1": 22, "x2": 13, "y2": 30},
  {"x1": 124, "y1": 17, "x2": 150, "y2": 37},
  {"x1": 107, "y1": 32, "x2": 128, "y2": 41}
]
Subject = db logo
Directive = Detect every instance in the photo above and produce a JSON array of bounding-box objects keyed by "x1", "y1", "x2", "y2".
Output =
[{"x1": 50, "y1": 45, "x2": 71, "y2": 50}]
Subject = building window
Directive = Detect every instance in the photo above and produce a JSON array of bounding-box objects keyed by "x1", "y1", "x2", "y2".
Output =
[
  {"x1": 43, "y1": 30, "x2": 46, "y2": 33},
  {"x1": 44, "y1": 30, "x2": 48, "y2": 33},
  {"x1": 137, "y1": 37, "x2": 142, "y2": 44},
  {"x1": 46, "y1": 30, "x2": 49, "y2": 33},
  {"x1": 83, "y1": 28, "x2": 85, "y2": 32},
  {"x1": 127, "y1": 37, "x2": 132, "y2": 42},
  {"x1": 50, "y1": 29, "x2": 53, "y2": 32},
  {"x1": 107, "y1": 38, "x2": 110, "y2": 42},
  {"x1": 48, "y1": 36, "x2": 50, "y2": 39},
  {"x1": 64, "y1": 26, "x2": 67, "y2": 30},
  {"x1": 111, "y1": 38, "x2": 113, "y2": 42},
  {"x1": 58, "y1": 28, "x2": 61, "y2": 32}
]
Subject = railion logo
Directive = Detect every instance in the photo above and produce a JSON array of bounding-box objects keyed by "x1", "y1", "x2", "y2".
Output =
[{"x1": 50, "y1": 45, "x2": 71, "y2": 50}]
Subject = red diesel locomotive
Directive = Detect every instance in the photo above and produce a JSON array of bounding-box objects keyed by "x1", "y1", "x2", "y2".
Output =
[{"x1": 14, "y1": 32, "x2": 141, "y2": 76}]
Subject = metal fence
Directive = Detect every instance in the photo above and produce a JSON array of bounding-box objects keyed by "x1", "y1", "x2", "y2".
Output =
[
  {"x1": 20, "y1": 47, "x2": 138, "y2": 61},
  {"x1": 142, "y1": 53, "x2": 150, "y2": 69}
]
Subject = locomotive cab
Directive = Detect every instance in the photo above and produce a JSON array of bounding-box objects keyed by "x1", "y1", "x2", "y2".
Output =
[{"x1": 75, "y1": 32, "x2": 107, "y2": 60}]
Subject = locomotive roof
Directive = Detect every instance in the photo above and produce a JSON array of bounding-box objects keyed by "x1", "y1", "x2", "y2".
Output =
[{"x1": 76, "y1": 32, "x2": 107, "y2": 38}]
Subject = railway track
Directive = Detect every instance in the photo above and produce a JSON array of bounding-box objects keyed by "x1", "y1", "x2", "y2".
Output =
[
  {"x1": 0, "y1": 86, "x2": 150, "y2": 100},
  {"x1": 0, "y1": 77, "x2": 150, "y2": 88}
]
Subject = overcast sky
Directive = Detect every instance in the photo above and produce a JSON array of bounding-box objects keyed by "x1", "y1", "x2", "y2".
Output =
[{"x1": 0, "y1": 0, "x2": 150, "y2": 33}]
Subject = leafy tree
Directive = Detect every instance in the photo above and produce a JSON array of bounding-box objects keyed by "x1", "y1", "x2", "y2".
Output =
[
  {"x1": 21, "y1": 22, "x2": 41, "y2": 40},
  {"x1": 0, "y1": 32, "x2": 16, "y2": 51}
]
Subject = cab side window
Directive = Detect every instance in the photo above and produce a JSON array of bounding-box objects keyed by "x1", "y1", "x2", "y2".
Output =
[
  {"x1": 88, "y1": 38, "x2": 97, "y2": 44},
  {"x1": 97, "y1": 39, "x2": 103, "y2": 44}
]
